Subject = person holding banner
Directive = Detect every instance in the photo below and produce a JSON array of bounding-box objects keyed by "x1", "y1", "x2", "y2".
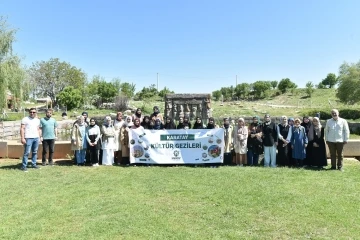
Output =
[
  {"x1": 222, "y1": 118, "x2": 234, "y2": 165},
  {"x1": 152, "y1": 118, "x2": 164, "y2": 130},
  {"x1": 131, "y1": 118, "x2": 144, "y2": 130},
  {"x1": 141, "y1": 116, "x2": 152, "y2": 129},
  {"x1": 234, "y1": 118, "x2": 248, "y2": 166},
  {"x1": 164, "y1": 117, "x2": 176, "y2": 129},
  {"x1": 193, "y1": 117, "x2": 205, "y2": 129},
  {"x1": 206, "y1": 117, "x2": 218, "y2": 129}
]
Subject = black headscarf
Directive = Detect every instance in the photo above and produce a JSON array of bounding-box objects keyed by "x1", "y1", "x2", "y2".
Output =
[
  {"x1": 135, "y1": 108, "x2": 142, "y2": 119},
  {"x1": 207, "y1": 117, "x2": 215, "y2": 129},
  {"x1": 301, "y1": 116, "x2": 312, "y2": 135},
  {"x1": 164, "y1": 117, "x2": 176, "y2": 129},
  {"x1": 183, "y1": 117, "x2": 192, "y2": 129},
  {"x1": 193, "y1": 118, "x2": 204, "y2": 129},
  {"x1": 88, "y1": 118, "x2": 96, "y2": 128},
  {"x1": 141, "y1": 116, "x2": 151, "y2": 129},
  {"x1": 152, "y1": 118, "x2": 163, "y2": 130}
]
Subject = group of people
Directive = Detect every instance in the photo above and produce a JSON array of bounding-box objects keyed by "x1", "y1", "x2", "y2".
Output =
[
  {"x1": 19, "y1": 106, "x2": 350, "y2": 172},
  {"x1": 227, "y1": 109, "x2": 349, "y2": 171}
]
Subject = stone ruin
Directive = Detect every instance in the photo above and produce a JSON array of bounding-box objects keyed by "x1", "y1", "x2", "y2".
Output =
[{"x1": 164, "y1": 93, "x2": 212, "y2": 121}]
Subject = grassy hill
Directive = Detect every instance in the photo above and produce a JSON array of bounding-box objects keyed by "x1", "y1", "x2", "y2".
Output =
[{"x1": 131, "y1": 88, "x2": 359, "y2": 121}]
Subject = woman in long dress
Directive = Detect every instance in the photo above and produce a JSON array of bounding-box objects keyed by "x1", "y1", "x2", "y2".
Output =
[
  {"x1": 101, "y1": 116, "x2": 116, "y2": 166},
  {"x1": 86, "y1": 118, "x2": 101, "y2": 166},
  {"x1": 120, "y1": 116, "x2": 133, "y2": 165},
  {"x1": 113, "y1": 112, "x2": 124, "y2": 165},
  {"x1": 277, "y1": 116, "x2": 291, "y2": 167},
  {"x1": 290, "y1": 118, "x2": 308, "y2": 167},
  {"x1": 234, "y1": 118, "x2": 248, "y2": 166},
  {"x1": 308, "y1": 117, "x2": 327, "y2": 168}
]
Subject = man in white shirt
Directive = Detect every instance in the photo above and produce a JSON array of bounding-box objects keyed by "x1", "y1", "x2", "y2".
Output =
[
  {"x1": 325, "y1": 109, "x2": 350, "y2": 171},
  {"x1": 20, "y1": 108, "x2": 41, "y2": 172}
]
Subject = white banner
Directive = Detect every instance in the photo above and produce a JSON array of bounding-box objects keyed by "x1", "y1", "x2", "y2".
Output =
[{"x1": 129, "y1": 128, "x2": 224, "y2": 164}]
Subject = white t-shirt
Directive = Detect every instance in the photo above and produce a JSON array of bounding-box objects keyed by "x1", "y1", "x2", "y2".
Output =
[{"x1": 21, "y1": 117, "x2": 40, "y2": 138}]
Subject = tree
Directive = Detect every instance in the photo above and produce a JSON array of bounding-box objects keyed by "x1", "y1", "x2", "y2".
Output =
[
  {"x1": 321, "y1": 73, "x2": 337, "y2": 88},
  {"x1": 305, "y1": 81, "x2": 315, "y2": 97},
  {"x1": 270, "y1": 81, "x2": 278, "y2": 89},
  {"x1": 252, "y1": 81, "x2": 271, "y2": 98},
  {"x1": 120, "y1": 82, "x2": 136, "y2": 98},
  {"x1": 235, "y1": 83, "x2": 251, "y2": 99},
  {"x1": 134, "y1": 84, "x2": 158, "y2": 100},
  {"x1": 28, "y1": 58, "x2": 86, "y2": 105},
  {"x1": 0, "y1": 17, "x2": 25, "y2": 109},
  {"x1": 212, "y1": 90, "x2": 222, "y2": 101},
  {"x1": 316, "y1": 82, "x2": 326, "y2": 89},
  {"x1": 336, "y1": 61, "x2": 360, "y2": 104},
  {"x1": 57, "y1": 86, "x2": 83, "y2": 110},
  {"x1": 278, "y1": 78, "x2": 297, "y2": 94},
  {"x1": 159, "y1": 87, "x2": 174, "y2": 98}
]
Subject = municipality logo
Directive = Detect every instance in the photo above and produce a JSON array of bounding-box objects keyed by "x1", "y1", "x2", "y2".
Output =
[{"x1": 173, "y1": 150, "x2": 180, "y2": 157}]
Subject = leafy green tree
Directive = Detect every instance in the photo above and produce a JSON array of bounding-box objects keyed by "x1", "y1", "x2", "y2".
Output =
[
  {"x1": 321, "y1": 73, "x2": 337, "y2": 88},
  {"x1": 270, "y1": 81, "x2": 278, "y2": 89},
  {"x1": 336, "y1": 61, "x2": 360, "y2": 104},
  {"x1": 235, "y1": 83, "x2": 251, "y2": 99},
  {"x1": 57, "y1": 86, "x2": 83, "y2": 110},
  {"x1": 305, "y1": 81, "x2": 315, "y2": 97},
  {"x1": 134, "y1": 84, "x2": 158, "y2": 100},
  {"x1": 28, "y1": 58, "x2": 86, "y2": 105},
  {"x1": 120, "y1": 82, "x2": 136, "y2": 98},
  {"x1": 212, "y1": 90, "x2": 222, "y2": 101},
  {"x1": 252, "y1": 81, "x2": 271, "y2": 98},
  {"x1": 278, "y1": 78, "x2": 297, "y2": 94},
  {"x1": 0, "y1": 17, "x2": 25, "y2": 109},
  {"x1": 159, "y1": 87, "x2": 174, "y2": 98},
  {"x1": 317, "y1": 82, "x2": 326, "y2": 89}
]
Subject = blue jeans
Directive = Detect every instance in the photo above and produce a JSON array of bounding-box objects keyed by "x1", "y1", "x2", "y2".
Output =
[
  {"x1": 22, "y1": 138, "x2": 40, "y2": 168},
  {"x1": 75, "y1": 150, "x2": 86, "y2": 164},
  {"x1": 247, "y1": 149, "x2": 259, "y2": 166}
]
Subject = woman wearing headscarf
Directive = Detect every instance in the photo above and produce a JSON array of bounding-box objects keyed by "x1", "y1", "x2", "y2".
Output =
[
  {"x1": 234, "y1": 118, "x2": 248, "y2": 166},
  {"x1": 152, "y1": 118, "x2": 164, "y2": 130},
  {"x1": 262, "y1": 114, "x2": 278, "y2": 167},
  {"x1": 307, "y1": 117, "x2": 327, "y2": 168},
  {"x1": 301, "y1": 116, "x2": 313, "y2": 166},
  {"x1": 86, "y1": 118, "x2": 101, "y2": 166},
  {"x1": 206, "y1": 117, "x2": 218, "y2": 129},
  {"x1": 247, "y1": 116, "x2": 263, "y2": 166},
  {"x1": 222, "y1": 118, "x2": 234, "y2": 165},
  {"x1": 176, "y1": 117, "x2": 186, "y2": 129},
  {"x1": 290, "y1": 118, "x2": 308, "y2": 167},
  {"x1": 132, "y1": 108, "x2": 144, "y2": 123},
  {"x1": 114, "y1": 112, "x2": 124, "y2": 165},
  {"x1": 120, "y1": 116, "x2": 133, "y2": 165},
  {"x1": 286, "y1": 117, "x2": 295, "y2": 166},
  {"x1": 164, "y1": 117, "x2": 176, "y2": 129},
  {"x1": 71, "y1": 116, "x2": 87, "y2": 166},
  {"x1": 150, "y1": 106, "x2": 163, "y2": 123},
  {"x1": 131, "y1": 118, "x2": 144, "y2": 130},
  {"x1": 101, "y1": 116, "x2": 116, "y2": 166},
  {"x1": 141, "y1": 116, "x2": 151, "y2": 129},
  {"x1": 183, "y1": 117, "x2": 192, "y2": 129},
  {"x1": 277, "y1": 116, "x2": 291, "y2": 167},
  {"x1": 192, "y1": 117, "x2": 204, "y2": 129}
]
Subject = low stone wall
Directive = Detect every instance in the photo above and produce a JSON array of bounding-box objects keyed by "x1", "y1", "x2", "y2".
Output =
[{"x1": 1, "y1": 141, "x2": 73, "y2": 159}]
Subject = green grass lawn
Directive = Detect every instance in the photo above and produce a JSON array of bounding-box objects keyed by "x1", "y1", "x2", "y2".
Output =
[{"x1": 0, "y1": 159, "x2": 359, "y2": 239}]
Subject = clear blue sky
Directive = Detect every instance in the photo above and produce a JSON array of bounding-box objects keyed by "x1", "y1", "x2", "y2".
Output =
[{"x1": 1, "y1": 0, "x2": 360, "y2": 94}]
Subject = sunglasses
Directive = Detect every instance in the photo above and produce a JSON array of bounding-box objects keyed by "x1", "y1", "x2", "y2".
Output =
[{"x1": 30, "y1": 111, "x2": 36, "y2": 114}]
